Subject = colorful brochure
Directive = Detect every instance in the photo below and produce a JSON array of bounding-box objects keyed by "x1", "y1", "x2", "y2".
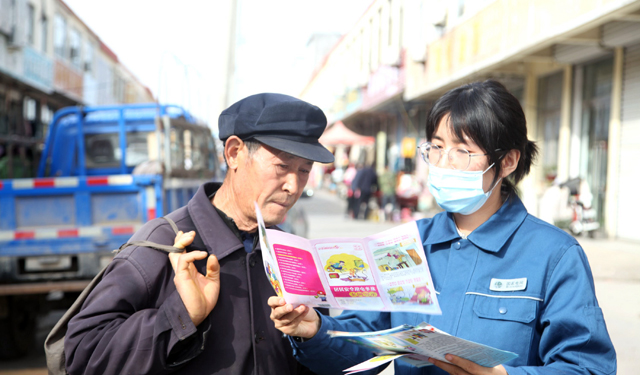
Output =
[
  {"x1": 329, "y1": 322, "x2": 518, "y2": 374},
  {"x1": 255, "y1": 203, "x2": 441, "y2": 314}
]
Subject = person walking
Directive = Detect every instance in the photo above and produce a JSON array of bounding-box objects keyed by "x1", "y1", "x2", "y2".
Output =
[
  {"x1": 343, "y1": 163, "x2": 358, "y2": 218},
  {"x1": 351, "y1": 163, "x2": 378, "y2": 220},
  {"x1": 378, "y1": 165, "x2": 397, "y2": 221},
  {"x1": 269, "y1": 80, "x2": 616, "y2": 375},
  {"x1": 64, "y1": 93, "x2": 334, "y2": 375}
]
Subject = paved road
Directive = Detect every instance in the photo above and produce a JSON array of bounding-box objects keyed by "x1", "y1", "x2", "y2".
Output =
[{"x1": 1, "y1": 190, "x2": 638, "y2": 374}]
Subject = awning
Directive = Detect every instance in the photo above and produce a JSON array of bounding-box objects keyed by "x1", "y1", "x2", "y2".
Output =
[{"x1": 319, "y1": 121, "x2": 375, "y2": 146}]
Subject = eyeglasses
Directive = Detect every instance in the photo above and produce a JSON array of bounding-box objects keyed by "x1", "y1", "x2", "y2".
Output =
[{"x1": 417, "y1": 142, "x2": 490, "y2": 171}]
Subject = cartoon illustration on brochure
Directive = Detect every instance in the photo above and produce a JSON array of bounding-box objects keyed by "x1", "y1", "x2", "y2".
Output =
[
  {"x1": 387, "y1": 284, "x2": 433, "y2": 306},
  {"x1": 265, "y1": 263, "x2": 283, "y2": 297},
  {"x1": 324, "y1": 254, "x2": 370, "y2": 282},
  {"x1": 373, "y1": 240, "x2": 422, "y2": 272}
]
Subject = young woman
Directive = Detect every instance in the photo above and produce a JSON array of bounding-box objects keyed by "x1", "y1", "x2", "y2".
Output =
[{"x1": 269, "y1": 80, "x2": 616, "y2": 375}]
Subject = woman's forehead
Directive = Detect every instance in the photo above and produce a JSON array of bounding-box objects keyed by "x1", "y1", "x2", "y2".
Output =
[{"x1": 433, "y1": 119, "x2": 476, "y2": 146}]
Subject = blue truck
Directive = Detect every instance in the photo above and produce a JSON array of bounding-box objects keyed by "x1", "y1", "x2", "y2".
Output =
[{"x1": 0, "y1": 103, "x2": 221, "y2": 358}]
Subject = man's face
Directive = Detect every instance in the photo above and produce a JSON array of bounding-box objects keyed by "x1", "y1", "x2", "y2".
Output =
[{"x1": 235, "y1": 144, "x2": 313, "y2": 227}]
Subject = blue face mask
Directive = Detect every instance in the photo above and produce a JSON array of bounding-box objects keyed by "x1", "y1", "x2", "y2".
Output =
[{"x1": 427, "y1": 164, "x2": 500, "y2": 215}]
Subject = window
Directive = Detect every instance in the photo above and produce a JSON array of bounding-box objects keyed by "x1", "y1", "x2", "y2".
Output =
[
  {"x1": 69, "y1": 28, "x2": 81, "y2": 67},
  {"x1": 125, "y1": 132, "x2": 152, "y2": 167},
  {"x1": 537, "y1": 72, "x2": 563, "y2": 180},
  {"x1": 41, "y1": 15, "x2": 48, "y2": 52},
  {"x1": 187, "y1": 130, "x2": 205, "y2": 170},
  {"x1": 359, "y1": 29, "x2": 365, "y2": 70},
  {"x1": 458, "y1": 0, "x2": 466, "y2": 17},
  {"x1": 84, "y1": 132, "x2": 153, "y2": 168},
  {"x1": 23, "y1": 97, "x2": 37, "y2": 121},
  {"x1": 378, "y1": 8, "x2": 382, "y2": 66},
  {"x1": 369, "y1": 19, "x2": 373, "y2": 71},
  {"x1": 388, "y1": 0, "x2": 393, "y2": 46},
  {"x1": 84, "y1": 40, "x2": 93, "y2": 72},
  {"x1": 85, "y1": 133, "x2": 119, "y2": 168},
  {"x1": 27, "y1": 4, "x2": 35, "y2": 46},
  {"x1": 54, "y1": 14, "x2": 66, "y2": 57},
  {"x1": 169, "y1": 128, "x2": 184, "y2": 170},
  {"x1": 113, "y1": 73, "x2": 126, "y2": 102}
]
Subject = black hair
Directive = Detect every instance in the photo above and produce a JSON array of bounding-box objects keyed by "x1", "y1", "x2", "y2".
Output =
[
  {"x1": 425, "y1": 79, "x2": 538, "y2": 195},
  {"x1": 221, "y1": 138, "x2": 262, "y2": 169}
]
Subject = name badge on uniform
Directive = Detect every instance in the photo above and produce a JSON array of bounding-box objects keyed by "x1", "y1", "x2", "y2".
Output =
[{"x1": 490, "y1": 278, "x2": 527, "y2": 291}]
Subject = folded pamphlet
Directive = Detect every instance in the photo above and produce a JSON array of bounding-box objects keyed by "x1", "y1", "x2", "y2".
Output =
[
  {"x1": 329, "y1": 322, "x2": 518, "y2": 374},
  {"x1": 255, "y1": 203, "x2": 441, "y2": 314}
]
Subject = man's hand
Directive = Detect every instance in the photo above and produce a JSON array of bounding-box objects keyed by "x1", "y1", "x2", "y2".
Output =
[
  {"x1": 428, "y1": 354, "x2": 508, "y2": 375},
  {"x1": 269, "y1": 297, "x2": 320, "y2": 339},
  {"x1": 169, "y1": 231, "x2": 220, "y2": 327}
]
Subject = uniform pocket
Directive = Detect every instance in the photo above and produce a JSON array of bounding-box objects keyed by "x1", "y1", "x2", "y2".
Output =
[
  {"x1": 468, "y1": 294, "x2": 539, "y2": 365},
  {"x1": 473, "y1": 295, "x2": 537, "y2": 324}
]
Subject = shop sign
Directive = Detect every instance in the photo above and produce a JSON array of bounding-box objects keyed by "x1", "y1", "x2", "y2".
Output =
[
  {"x1": 54, "y1": 60, "x2": 84, "y2": 100},
  {"x1": 345, "y1": 88, "x2": 363, "y2": 115},
  {"x1": 23, "y1": 47, "x2": 54, "y2": 90},
  {"x1": 362, "y1": 65, "x2": 405, "y2": 110},
  {"x1": 400, "y1": 137, "x2": 417, "y2": 158}
]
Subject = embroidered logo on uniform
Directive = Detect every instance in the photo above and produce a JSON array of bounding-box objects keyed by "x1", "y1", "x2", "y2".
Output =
[{"x1": 490, "y1": 278, "x2": 527, "y2": 291}]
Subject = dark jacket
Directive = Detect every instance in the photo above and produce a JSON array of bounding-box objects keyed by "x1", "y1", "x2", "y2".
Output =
[
  {"x1": 66, "y1": 182, "x2": 311, "y2": 375},
  {"x1": 352, "y1": 167, "x2": 377, "y2": 195}
]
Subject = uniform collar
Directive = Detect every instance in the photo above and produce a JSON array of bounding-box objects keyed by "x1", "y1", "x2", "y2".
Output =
[
  {"x1": 423, "y1": 194, "x2": 528, "y2": 253},
  {"x1": 187, "y1": 183, "x2": 246, "y2": 260}
]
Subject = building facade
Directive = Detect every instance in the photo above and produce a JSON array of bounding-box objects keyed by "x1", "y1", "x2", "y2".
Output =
[
  {"x1": 0, "y1": 0, "x2": 154, "y2": 178},
  {"x1": 301, "y1": 0, "x2": 640, "y2": 242}
]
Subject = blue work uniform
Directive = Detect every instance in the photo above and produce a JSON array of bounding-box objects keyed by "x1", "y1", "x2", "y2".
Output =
[{"x1": 291, "y1": 194, "x2": 616, "y2": 375}]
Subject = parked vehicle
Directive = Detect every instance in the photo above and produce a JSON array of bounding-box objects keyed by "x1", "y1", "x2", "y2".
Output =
[
  {"x1": 560, "y1": 178, "x2": 600, "y2": 238},
  {"x1": 0, "y1": 103, "x2": 221, "y2": 358},
  {"x1": 539, "y1": 177, "x2": 599, "y2": 238}
]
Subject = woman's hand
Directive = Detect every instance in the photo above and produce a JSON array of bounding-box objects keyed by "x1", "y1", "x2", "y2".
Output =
[
  {"x1": 269, "y1": 297, "x2": 320, "y2": 339},
  {"x1": 428, "y1": 355, "x2": 508, "y2": 375}
]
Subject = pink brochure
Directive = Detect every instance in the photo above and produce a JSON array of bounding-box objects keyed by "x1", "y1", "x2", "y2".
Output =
[{"x1": 255, "y1": 203, "x2": 441, "y2": 314}]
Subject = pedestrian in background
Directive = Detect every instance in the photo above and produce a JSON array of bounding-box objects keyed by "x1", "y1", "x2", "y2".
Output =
[
  {"x1": 269, "y1": 80, "x2": 616, "y2": 375},
  {"x1": 343, "y1": 163, "x2": 358, "y2": 218},
  {"x1": 351, "y1": 163, "x2": 378, "y2": 220},
  {"x1": 378, "y1": 165, "x2": 397, "y2": 221},
  {"x1": 64, "y1": 93, "x2": 333, "y2": 375}
]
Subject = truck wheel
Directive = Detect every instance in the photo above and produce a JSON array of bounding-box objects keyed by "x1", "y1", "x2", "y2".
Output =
[{"x1": 0, "y1": 297, "x2": 37, "y2": 359}]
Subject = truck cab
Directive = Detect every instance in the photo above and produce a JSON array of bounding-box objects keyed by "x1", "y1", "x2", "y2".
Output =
[{"x1": 0, "y1": 103, "x2": 220, "y2": 358}]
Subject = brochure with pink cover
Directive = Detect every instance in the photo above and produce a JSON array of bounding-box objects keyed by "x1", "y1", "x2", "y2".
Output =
[{"x1": 255, "y1": 203, "x2": 441, "y2": 314}]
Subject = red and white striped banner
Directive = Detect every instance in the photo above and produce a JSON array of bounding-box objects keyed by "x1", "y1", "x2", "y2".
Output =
[
  {"x1": 145, "y1": 186, "x2": 157, "y2": 220},
  {"x1": 2, "y1": 175, "x2": 135, "y2": 190},
  {"x1": 86, "y1": 175, "x2": 134, "y2": 186},
  {"x1": 0, "y1": 225, "x2": 141, "y2": 242},
  {"x1": 11, "y1": 177, "x2": 79, "y2": 189}
]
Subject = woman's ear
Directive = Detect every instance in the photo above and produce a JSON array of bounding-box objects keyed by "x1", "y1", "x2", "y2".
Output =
[
  {"x1": 224, "y1": 136, "x2": 245, "y2": 171},
  {"x1": 500, "y1": 149, "x2": 520, "y2": 179}
]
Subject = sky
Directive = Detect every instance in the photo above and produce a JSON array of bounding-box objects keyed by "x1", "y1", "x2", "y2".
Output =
[{"x1": 63, "y1": 0, "x2": 372, "y2": 132}]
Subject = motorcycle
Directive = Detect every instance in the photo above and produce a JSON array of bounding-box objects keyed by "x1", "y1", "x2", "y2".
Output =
[{"x1": 540, "y1": 177, "x2": 600, "y2": 238}]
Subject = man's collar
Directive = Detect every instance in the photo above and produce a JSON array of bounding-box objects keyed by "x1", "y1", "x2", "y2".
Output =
[
  {"x1": 210, "y1": 195, "x2": 244, "y2": 243},
  {"x1": 187, "y1": 183, "x2": 244, "y2": 260},
  {"x1": 422, "y1": 194, "x2": 528, "y2": 253}
]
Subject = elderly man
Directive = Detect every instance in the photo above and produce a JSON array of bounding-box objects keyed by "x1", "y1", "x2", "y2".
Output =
[{"x1": 65, "y1": 93, "x2": 334, "y2": 375}]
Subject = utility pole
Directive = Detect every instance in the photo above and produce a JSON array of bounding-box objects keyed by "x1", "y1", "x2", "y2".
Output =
[{"x1": 222, "y1": 0, "x2": 238, "y2": 109}]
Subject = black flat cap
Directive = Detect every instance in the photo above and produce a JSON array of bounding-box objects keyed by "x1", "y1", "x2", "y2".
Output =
[{"x1": 218, "y1": 93, "x2": 334, "y2": 163}]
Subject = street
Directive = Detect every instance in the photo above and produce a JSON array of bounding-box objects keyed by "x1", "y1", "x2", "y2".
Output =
[{"x1": 0, "y1": 189, "x2": 638, "y2": 374}]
